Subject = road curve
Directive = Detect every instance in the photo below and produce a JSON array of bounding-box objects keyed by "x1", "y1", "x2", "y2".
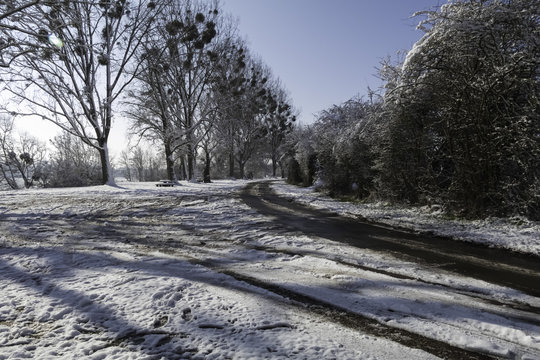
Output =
[{"x1": 241, "y1": 181, "x2": 540, "y2": 298}]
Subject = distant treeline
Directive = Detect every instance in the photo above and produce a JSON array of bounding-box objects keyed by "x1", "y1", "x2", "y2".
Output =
[{"x1": 285, "y1": 0, "x2": 539, "y2": 220}]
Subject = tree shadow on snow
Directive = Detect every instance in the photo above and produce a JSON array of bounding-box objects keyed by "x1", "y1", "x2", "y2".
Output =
[
  {"x1": 0, "y1": 245, "x2": 315, "y2": 359},
  {"x1": 1, "y1": 185, "x2": 539, "y2": 359}
]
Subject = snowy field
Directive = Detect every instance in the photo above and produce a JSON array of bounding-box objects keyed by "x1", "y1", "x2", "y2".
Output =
[{"x1": 1, "y1": 180, "x2": 539, "y2": 359}]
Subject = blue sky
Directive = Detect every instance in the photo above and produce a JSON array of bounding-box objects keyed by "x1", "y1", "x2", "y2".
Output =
[{"x1": 222, "y1": 0, "x2": 445, "y2": 124}]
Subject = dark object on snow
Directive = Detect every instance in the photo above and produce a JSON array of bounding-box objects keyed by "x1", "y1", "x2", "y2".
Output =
[{"x1": 156, "y1": 180, "x2": 175, "y2": 187}]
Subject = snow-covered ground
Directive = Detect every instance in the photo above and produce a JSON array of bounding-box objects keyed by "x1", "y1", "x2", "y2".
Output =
[
  {"x1": 1, "y1": 180, "x2": 539, "y2": 359},
  {"x1": 271, "y1": 182, "x2": 540, "y2": 257}
]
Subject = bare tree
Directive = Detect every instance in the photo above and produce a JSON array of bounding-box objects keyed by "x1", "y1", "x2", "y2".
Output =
[
  {"x1": 125, "y1": 0, "x2": 224, "y2": 181},
  {"x1": 126, "y1": 145, "x2": 164, "y2": 181},
  {"x1": 262, "y1": 84, "x2": 296, "y2": 177},
  {"x1": 119, "y1": 148, "x2": 132, "y2": 181},
  {"x1": 1, "y1": 0, "x2": 160, "y2": 185},
  {"x1": 47, "y1": 131, "x2": 102, "y2": 187},
  {"x1": 0, "y1": 116, "x2": 19, "y2": 189},
  {"x1": 209, "y1": 39, "x2": 248, "y2": 178},
  {"x1": 130, "y1": 145, "x2": 145, "y2": 181},
  {"x1": 217, "y1": 54, "x2": 282, "y2": 179},
  {"x1": 0, "y1": 114, "x2": 47, "y2": 188},
  {"x1": 0, "y1": 0, "x2": 39, "y2": 22}
]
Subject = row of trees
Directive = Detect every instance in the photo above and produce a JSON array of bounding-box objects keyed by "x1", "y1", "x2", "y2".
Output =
[
  {"x1": 119, "y1": 146, "x2": 166, "y2": 182},
  {"x1": 0, "y1": 109, "x2": 282, "y2": 189},
  {"x1": 124, "y1": 0, "x2": 295, "y2": 181},
  {"x1": 287, "y1": 0, "x2": 539, "y2": 220},
  {"x1": 0, "y1": 0, "x2": 295, "y2": 186},
  {"x1": 1, "y1": 114, "x2": 185, "y2": 189}
]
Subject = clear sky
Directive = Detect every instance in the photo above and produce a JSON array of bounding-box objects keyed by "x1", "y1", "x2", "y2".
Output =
[
  {"x1": 221, "y1": 0, "x2": 445, "y2": 125},
  {"x1": 14, "y1": 0, "x2": 445, "y2": 156}
]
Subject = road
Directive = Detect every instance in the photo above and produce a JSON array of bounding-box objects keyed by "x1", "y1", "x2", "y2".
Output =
[{"x1": 241, "y1": 181, "x2": 540, "y2": 298}]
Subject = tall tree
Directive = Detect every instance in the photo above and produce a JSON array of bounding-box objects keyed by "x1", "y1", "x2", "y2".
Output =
[
  {"x1": 210, "y1": 40, "x2": 249, "y2": 178},
  {"x1": 261, "y1": 84, "x2": 296, "y2": 177},
  {"x1": 229, "y1": 58, "x2": 273, "y2": 179},
  {"x1": 126, "y1": 0, "x2": 224, "y2": 181},
  {"x1": 211, "y1": 47, "x2": 286, "y2": 178},
  {"x1": 1, "y1": 0, "x2": 159, "y2": 184}
]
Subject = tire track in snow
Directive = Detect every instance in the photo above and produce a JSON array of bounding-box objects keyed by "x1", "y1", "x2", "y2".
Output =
[
  {"x1": 136, "y1": 240, "x2": 538, "y2": 360},
  {"x1": 244, "y1": 244, "x2": 540, "y2": 320},
  {"x1": 241, "y1": 181, "x2": 540, "y2": 297},
  {"x1": 177, "y1": 256, "x2": 497, "y2": 360},
  {"x1": 163, "y1": 236, "x2": 540, "y2": 325}
]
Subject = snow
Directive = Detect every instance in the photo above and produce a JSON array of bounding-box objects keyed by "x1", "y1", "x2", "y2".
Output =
[
  {"x1": 402, "y1": 33, "x2": 428, "y2": 72},
  {"x1": 271, "y1": 182, "x2": 540, "y2": 256},
  {"x1": 1, "y1": 247, "x2": 378, "y2": 359},
  {"x1": 1, "y1": 180, "x2": 539, "y2": 359}
]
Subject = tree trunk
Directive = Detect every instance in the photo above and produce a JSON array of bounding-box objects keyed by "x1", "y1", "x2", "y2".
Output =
[
  {"x1": 0, "y1": 165, "x2": 18, "y2": 189},
  {"x1": 98, "y1": 140, "x2": 115, "y2": 185},
  {"x1": 164, "y1": 141, "x2": 176, "y2": 182},
  {"x1": 238, "y1": 159, "x2": 245, "y2": 179},
  {"x1": 228, "y1": 150, "x2": 235, "y2": 178},
  {"x1": 203, "y1": 148, "x2": 211, "y2": 183},
  {"x1": 187, "y1": 142, "x2": 194, "y2": 181},
  {"x1": 179, "y1": 157, "x2": 187, "y2": 180},
  {"x1": 271, "y1": 153, "x2": 277, "y2": 177}
]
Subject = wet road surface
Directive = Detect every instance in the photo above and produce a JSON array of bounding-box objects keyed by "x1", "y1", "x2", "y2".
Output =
[{"x1": 241, "y1": 181, "x2": 540, "y2": 298}]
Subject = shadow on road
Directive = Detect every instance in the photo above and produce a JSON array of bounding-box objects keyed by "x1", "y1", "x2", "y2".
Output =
[{"x1": 241, "y1": 181, "x2": 540, "y2": 298}]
